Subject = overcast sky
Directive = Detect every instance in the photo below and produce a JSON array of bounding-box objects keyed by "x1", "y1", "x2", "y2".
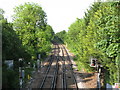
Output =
[{"x1": 0, "y1": 0, "x2": 95, "y2": 33}]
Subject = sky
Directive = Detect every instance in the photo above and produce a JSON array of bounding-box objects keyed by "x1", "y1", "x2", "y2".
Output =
[{"x1": 0, "y1": 0, "x2": 95, "y2": 33}]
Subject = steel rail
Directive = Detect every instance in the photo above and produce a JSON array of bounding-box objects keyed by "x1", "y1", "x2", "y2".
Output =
[
  {"x1": 39, "y1": 44, "x2": 60, "y2": 89},
  {"x1": 51, "y1": 45, "x2": 59, "y2": 89},
  {"x1": 39, "y1": 43, "x2": 78, "y2": 89},
  {"x1": 60, "y1": 45, "x2": 67, "y2": 90},
  {"x1": 51, "y1": 57, "x2": 59, "y2": 89},
  {"x1": 39, "y1": 45, "x2": 56, "y2": 89},
  {"x1": 62, "y1": 45, "x2": 78, "y2": 90}
]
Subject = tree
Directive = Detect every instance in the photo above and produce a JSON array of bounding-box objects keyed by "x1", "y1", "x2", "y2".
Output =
[
  {"x1": 1, "y1": 8, "x2": 31, "y2": 88},
  {"x1": 55, "y1": 30, "x2": 67, "y2": 43},
  {"x1": 13, "y1": 2, "x2": 54, "y2": 58},
  {"x1": 60, "y1": 1, "x2": 120, "y2": 85}
]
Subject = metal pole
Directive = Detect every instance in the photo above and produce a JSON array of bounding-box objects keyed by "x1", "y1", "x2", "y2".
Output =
[
  {"x1": 97, "y1": 66, "x2": 101, "y2": 89},
  {"x1": 21, "y1": 67, "x2": 22, "y2": 88}
]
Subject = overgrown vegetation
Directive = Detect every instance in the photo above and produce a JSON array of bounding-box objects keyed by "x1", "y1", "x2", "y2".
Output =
[
  {"x1": 2, "y1": 2, "x2": 54, "y2": 88},
  {"x1": 56, "y1": 2, "x2": 120, "y2": 85},
  {"x1": 53, "y1": 30, "x2": 67, "y2": 44},
  {"x1": 13, "y1": 2, "x2": 54, "y2": 59},
  {"x1": 2, "y1": 1, "x2": 120, "y2": 88}
]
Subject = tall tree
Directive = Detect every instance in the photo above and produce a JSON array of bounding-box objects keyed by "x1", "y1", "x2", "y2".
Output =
[
  {"x1": 61, "y1": 1, "x2": 120, "y2": 85},
  {"x1": 13, "y1": 2, "x2": 53, "y2": 58},
  {"x1": 1, "y1": 8, "x2": 31, "y2": 88}
]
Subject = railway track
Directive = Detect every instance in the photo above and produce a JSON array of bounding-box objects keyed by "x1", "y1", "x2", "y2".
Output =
[
  {"x1": 27, "y1": 43, "x2": 98, "y2": 89},
  {"x1": 33, "y1": 43, "x2": 78, "y2": 89},
  {"x1": 59, "y1": 45, "x2": 67, "y2": 90},
  {"x1": 39, "y1": 44, "x2": 60, "y2": 89},
  {"x1": 60, "y1": 44, "x2": 78, "y2": 89}
]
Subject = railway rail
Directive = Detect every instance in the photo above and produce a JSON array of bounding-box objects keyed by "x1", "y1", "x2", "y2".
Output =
[
  {"x1": 39, "y1": 44, "x2": 60, "y2": 89},
  {"x1": 31, "y1": 43, "x2": 79, "y2": 89},
  {"x1": 59, "y1": 45, "x2": 67, "y2": 89},
  {"x1": 60, "y1": 44, "x2": 78, "y2": 89}
]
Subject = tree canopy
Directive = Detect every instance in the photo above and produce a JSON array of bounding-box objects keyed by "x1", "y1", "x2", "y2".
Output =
[
  {"x1": 13, "y1": 2, "x2": 54, "y2": 59},
  {"x1": 58, "y1": 2, "x2": 120, "y2": 85},
  {"x1": 2, "y1": 2, "x2": 55, "y2": 88}
]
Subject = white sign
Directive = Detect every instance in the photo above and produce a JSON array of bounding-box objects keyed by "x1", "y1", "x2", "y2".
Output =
[{"x1": 4, "y1": 60, "x2": 13, "y2": 69}]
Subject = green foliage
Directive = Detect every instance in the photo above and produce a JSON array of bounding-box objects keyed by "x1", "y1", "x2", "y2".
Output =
[
  {"x1": 55, "y1": 30, "x2": 67, "y2": 43},
  {"x1": 2, "y1": 65, "x2": 19, "y2": 88},
  {"x1": 13, "y1": 2, "x2": 54, "y2": 59},
  {"x1": 1, "y1": 8, "x2": 31, "y2": 88},
  {"x1": 60, "y1": 2, "x2": 120, "y2": 85},
  {"x1": 2, "y1": 19, "x2": 30, "y2": 61},
  {"x1": 2, "y1": 2, "x2": 54, "y2": 88},
  {"x1": 1, "y1": 9, "x2": 31, "y2": 62}
]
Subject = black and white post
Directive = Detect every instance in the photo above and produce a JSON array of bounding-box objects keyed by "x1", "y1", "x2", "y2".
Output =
[
  {"x1": 37, "y1": 54, "x2": 41, "y2": 72},
  {"x1": 19, "y1": 58, "x2": 23, "y2": 88}
]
